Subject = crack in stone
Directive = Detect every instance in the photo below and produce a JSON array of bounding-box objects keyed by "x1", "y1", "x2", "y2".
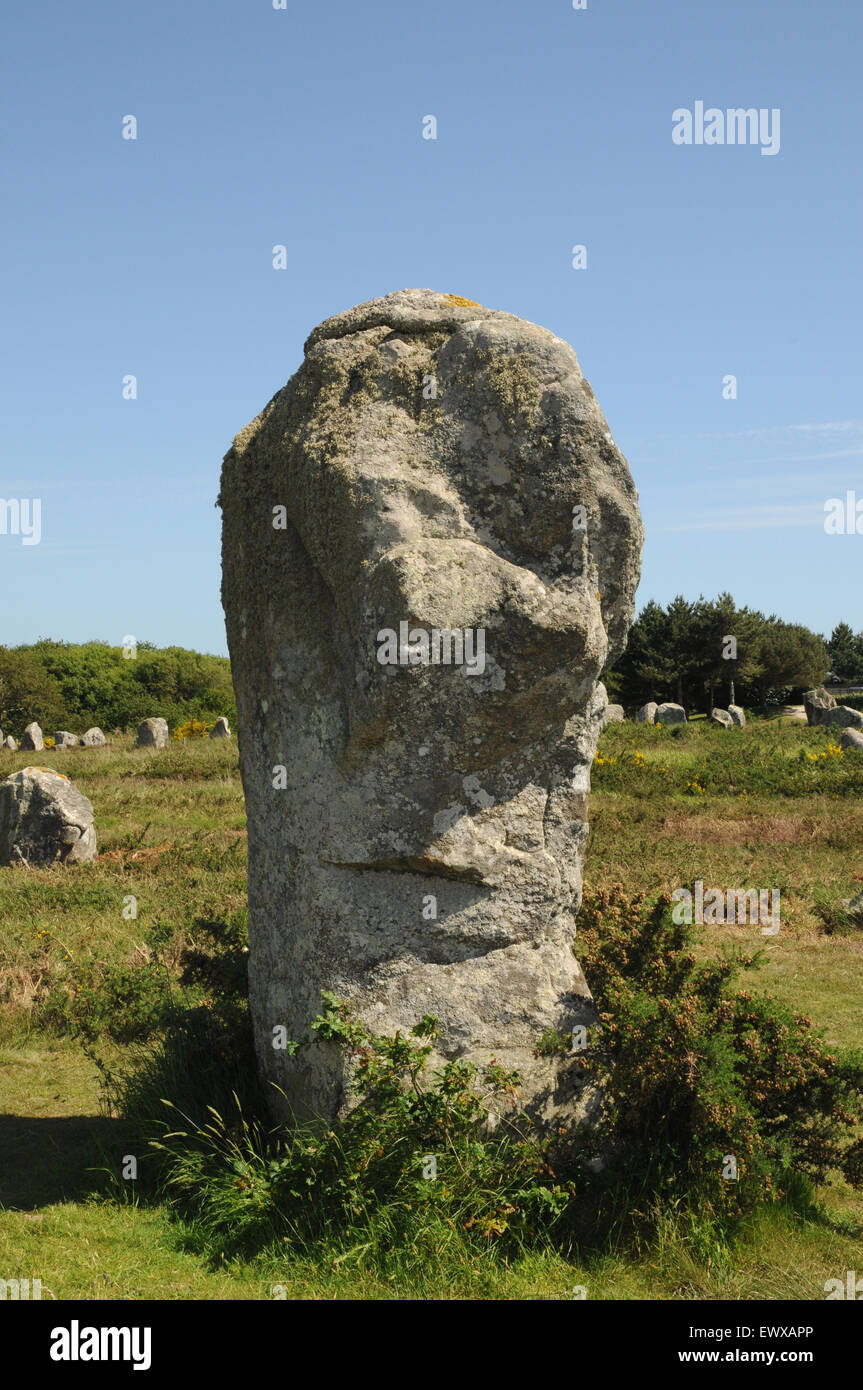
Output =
[{"x1": 319, "y1": 854, "x2": 488, "y2": 886}]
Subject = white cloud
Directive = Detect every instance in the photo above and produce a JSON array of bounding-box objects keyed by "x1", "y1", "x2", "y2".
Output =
[
  {"x1": 657, "y1": 502, "x2": 824, "y2": 533},
  {"x1": 694, "y1": 420, "x2": 863, "y2": 441}
]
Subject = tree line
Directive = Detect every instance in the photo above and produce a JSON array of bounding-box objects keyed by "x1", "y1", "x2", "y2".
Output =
[
  {"x1": 0, "y1": 640, "x2": 235, "y2": 736},
  {"x1": 605, "y1": 593, "x2": 859, "y2": 714},
  {"x1": 1, "y1": 601, "x2": 858, "y2": 735}
]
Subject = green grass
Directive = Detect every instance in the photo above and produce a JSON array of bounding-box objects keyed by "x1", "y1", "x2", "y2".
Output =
[
  {"x1": 0, "y1": 721, "x2": 861, "y2": 1299},
  {"x1": 588, "y1": 717, "x2": 863, "y2": 1049}
]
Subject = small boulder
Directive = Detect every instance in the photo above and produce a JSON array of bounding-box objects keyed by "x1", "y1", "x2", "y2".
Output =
[
  {"x1": 728, "y1": 705, "x2": 746, "y2": 727},
  {"x1": 81, "y1": 727, "x2": 107, "y2": 747},
  {"x1": 636, "y1": 701, "x2": 657, "y2": 725},
  {"x1": 3, "y1": 736, "x2": 16, "y2": 751},
  {"x1": 602, "y1": 704, "x2": 625, "y2": 725},
  {"x1": 655, "y1": 702, "x2": 687, "y2": 726},
  {"x1": 21, "y1": 722, "x2": 43, "y2": 751},
  {"x1": 54, "y1": 731, "x2": 79, "y2": 749},
  {"x1": 821, "y1": 706, "x2": 863, "y2": 729},
  {"x1": 0, "y1": 766, "x2": 97, "y2": 866},
  {"x1": 803, "y1": 688, "x2": 836, "y2": 725},
  {"x1": 710, "y1": 708, "x2": 734, "y2": 729},
  {"x1": 839, "y1": 728, "x2": 863, "y2": 751},
  {"x1": 840, "y1": 887, "x2": 863, "y2": 922},
  {"x1": 136, "y1": 717, "x2": 169, "y2": 749},
  {"x1": 209, "y1": 716, "x2": 232, "y2": 739}
]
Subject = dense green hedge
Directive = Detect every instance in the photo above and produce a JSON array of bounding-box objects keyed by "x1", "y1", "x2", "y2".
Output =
[{"x1": 0, "y1": 640, "x2": 235, "y2": 737}]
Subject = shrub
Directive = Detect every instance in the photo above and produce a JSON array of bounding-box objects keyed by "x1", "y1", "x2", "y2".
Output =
[
  {"x1": 142, "y1": 995, "x2": 567, "y2": 1262},
  {"x1": 102, "y1": 888, "x2": 863, "y2": 1266},
  {"x1": 568, "y1": 885, "x2": 863, "y2": 1229},
  {"x1": 43, "y1": 958, "x2": 175, "y2": 1043},
  {"x1": 172, "y1": 718, "x2": 213, "y2": 741},
  {"x1": 811, "y1": 884, "x2": 862, "y2": 937}
]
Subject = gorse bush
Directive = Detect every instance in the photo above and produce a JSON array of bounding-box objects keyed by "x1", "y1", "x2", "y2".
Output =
[
  {"x1": 571, "y1": 885, "x2": 863, "y2": 1229},
  {"x1": 172, "y1": 719, "x2": 214, "y2": 741},
  {"x1": 106, "y1": 889, "x2": 863, "y2": 1270},
  {"x1": 148, "y1": 995, "x2": 568, "y2": 1262},
  {"x1": 82, "y1": 842, "x2": 863, "y2": 1277},
  {"x1": 43, "y1": 957, "x2": 175, "y2": 1043},
  {"x1": 41, "y1": 913, "x2": 248, "y2": 1049}
]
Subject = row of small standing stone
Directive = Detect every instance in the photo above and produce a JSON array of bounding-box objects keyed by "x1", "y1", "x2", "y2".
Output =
[
  {"x1": 0, "y1": 722, "x2": 107, "y2": 751},
  {"x1": 0, "y1": 717, "x2": 231, "y2": 751}
]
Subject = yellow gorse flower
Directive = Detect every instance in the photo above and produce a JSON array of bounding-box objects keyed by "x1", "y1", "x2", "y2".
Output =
[{"x1": 172, "y1": 718, "x2": 213, "y2": 742}]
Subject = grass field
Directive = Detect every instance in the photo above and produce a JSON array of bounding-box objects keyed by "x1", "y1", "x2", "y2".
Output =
[{"x1": 1, "y1": 717, "x2": 861, "y2": 1300}]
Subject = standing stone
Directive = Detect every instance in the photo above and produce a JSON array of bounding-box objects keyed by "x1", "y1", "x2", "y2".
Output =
[
  {"x1": 710, "y1": 708, "x2": 734, "y2": 729},
  {"x1": 54, "y1": 731, "x2": 79, "y2": 749},
  {"x1": 219, "y1": 289, "x2": 644, "y2": 1127},
  {"x1": 839, "y1": 728, "x2": 863, "y2": 751},
  {"x1": 803, "y1": 688, "x2": 836, "y2": 725},
  {"x1": 0, "y1": 767, "x2": 97, "y2": 866},
  {"x1": 81, "y1": 727, "x2": 107, "y2": 747},
  {"x1": 636, "y1": 702, "x2": 657, "y2": 725},
  {"x1": 821, "y1": 706, "x2": 863, "y2": 729},
  {"x1": 655, "y1": 703, "x2": 687, "y2": 726},
  {"x1": 3, "y1": 736, "x2": 16, "y2": 751},
  {"x1": 209, "y1": 716, "x2": 231, "y2": 739},
  {"x1": 602, "y1": 704, "x2": 625, "y2": 725},
  {"x1": 21, "y1": 722, "x2": 43, "y2": 751},
  {"x1": 728, "y1": 704, "x2": 746, "y2": 727},
  {"x1": 136, "y1": 717, "x2": 169, "y2": 749}
]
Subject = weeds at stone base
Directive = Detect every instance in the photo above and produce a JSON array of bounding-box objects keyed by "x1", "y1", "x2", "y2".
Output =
[{"x1": 85, "y1": 888, "x2": 863, "y2": 1275}]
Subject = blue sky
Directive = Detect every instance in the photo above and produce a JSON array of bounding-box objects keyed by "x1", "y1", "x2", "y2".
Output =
[{"x1": 1, "y1": 0, "x2": 860, "y2": 656}]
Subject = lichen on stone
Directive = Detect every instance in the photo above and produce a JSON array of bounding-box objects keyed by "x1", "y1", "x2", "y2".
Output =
[{"x1": 219, "y1": 288, "x2": 644, "y2": 1131}]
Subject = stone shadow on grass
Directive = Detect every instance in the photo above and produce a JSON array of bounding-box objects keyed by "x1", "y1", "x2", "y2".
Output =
[{"x1": 0, "y1": 1113, "x2": 120, "y2": 1210}]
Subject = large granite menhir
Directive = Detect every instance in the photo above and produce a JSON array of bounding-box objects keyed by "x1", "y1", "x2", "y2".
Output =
[{"x1": 219, "y1": 290, "x2": 643, "y2": 1126}]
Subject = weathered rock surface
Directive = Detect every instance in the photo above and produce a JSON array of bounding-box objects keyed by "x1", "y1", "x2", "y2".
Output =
[
  {"x1": 220, "y1": 289, "x2": 643, "y2": 1127},
  {"x1": 839, "y1": 728, "x2": 863, "y2": 750},
  {"x1": 655, "y1": 702, "x2": 686, "y2": 726},
  {"x1": 821, "y1": 705, "x2": 863, "y2": 729},
  {"x1": 841, "y1": 887, "x2": 863, "y2": 920},
  {"x1": 3, "y1": 736, "x2": 16, "y2": 751},
  {"x1": 602, "y1": 704, "x2": 625, "y2": 725},
  {"x1": 209, "y1": 716, "x2": 231, "y2": 739},
  {"x1": 136, "y1": 718, "x2": 169, "y2": 749},
  {"x1": 21, "y1": 722, "x2": 43, "y2": 751},
  {"x1": 803, "y1": 688, "x2": 836, "y2": 725},
  {"x1": 636, "y1": 701, "x2": 657, "y2": 724},
  {"x1": 81, "y1": 727, "x2": 107, "y2": 747},
  {"x1": 710, "y1": 708, "x2": 733, "y2": 729},
  {"x1": 839, "y1": 889, "x2": 861, "y2": 922},
  {"x1": 728, "y1": 704, "x2": 746, "y2": 727},
  {"x1": 0, "y1": 767, "x2": 97, "y2": 866},
  {"x1": 54, "y1": 731, "x2": 79, "y2": 749}
]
